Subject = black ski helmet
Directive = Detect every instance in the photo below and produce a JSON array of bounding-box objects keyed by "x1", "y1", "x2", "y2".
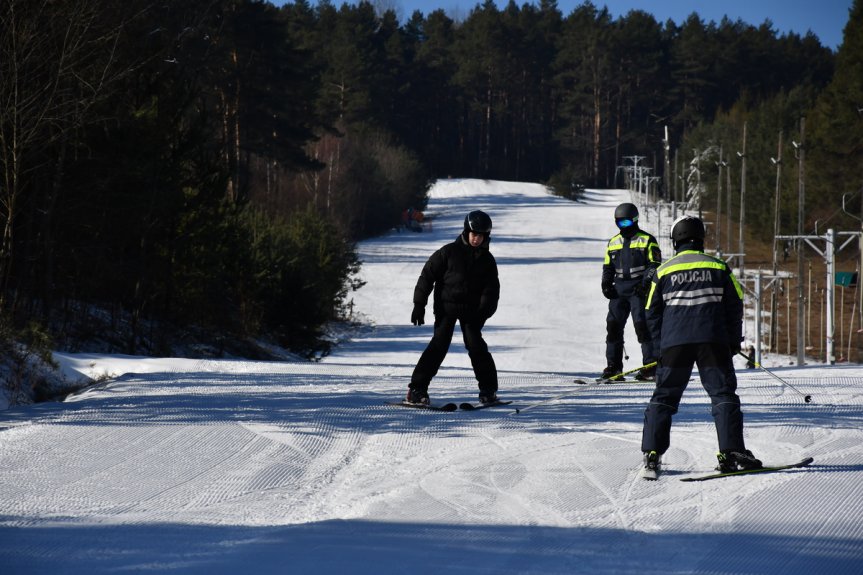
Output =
[
  {"x1": 464, "y1": 210, "x2": 492, "y2": 235},
  {"x1": 614, "y1": 202, "x2": 639, "y2": 221},
  {"x1": 670, "y1": 215, "x2": 705, "y2": 250},
  {"x1": 614, "y1": 202, "x2": 639, "y2": 233}
]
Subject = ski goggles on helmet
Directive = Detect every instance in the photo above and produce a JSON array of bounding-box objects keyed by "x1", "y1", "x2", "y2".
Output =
[{"x1": 616, "y1": 217, "x2": 636, "y2": 229}]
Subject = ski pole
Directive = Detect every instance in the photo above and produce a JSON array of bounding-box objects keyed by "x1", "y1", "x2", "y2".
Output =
[
  {"x1": 738, "y1": 351, "x2": 812, "y2": 403},
  {"x1": 513, "y1": 361, "x2": 658, "y2": 415},
  {"x1": 573, "y1": 361, "x2": 658, "y2": 385}
]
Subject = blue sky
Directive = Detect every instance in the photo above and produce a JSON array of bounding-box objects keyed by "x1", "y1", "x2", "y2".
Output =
[{"x1": 275, "y1": 0, "x2": 853, "y2": 50}]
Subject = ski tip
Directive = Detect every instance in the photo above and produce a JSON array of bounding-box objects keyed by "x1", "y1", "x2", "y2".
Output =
[
  {"x1": 386, "y1": 401, "x2": 457, "y2": 411},
  {"x1": 425, "y1": 402, "x2": 457, "y2": 411},
  {"x1": 594, "y1": 377, "x2": 625, "y2": 384},
  {"x1": 459, "y1": 400, "x2": 512, "y2": 410}
]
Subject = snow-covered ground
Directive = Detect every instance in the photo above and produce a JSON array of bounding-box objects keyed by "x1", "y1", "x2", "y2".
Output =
[{"x1": 1, "y1": 180, "x2": 862, "y2": 574}]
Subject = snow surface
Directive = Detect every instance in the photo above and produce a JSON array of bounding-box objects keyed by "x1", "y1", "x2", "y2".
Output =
[{"x1": 2, "y1": 180, "x2": 862, "y2": 574}]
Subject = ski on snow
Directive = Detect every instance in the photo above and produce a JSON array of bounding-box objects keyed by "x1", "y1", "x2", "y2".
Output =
[
  {"x1": 574, "y1": 378, "x2": 614, "y2": 385},
  {"x1": 573, "y1": 377, "x2": 651, "y2": 385},
  {"x1": 574, "y1": 366, "x2": 656, "y2": 385},
  {"x1": 386, "y1": 401, "x2": 458, "y2": 412},
  {"x1": 459, "y1": 400, "x2": 513, "y2": 411},
  {"x1": 386, "y1": 399, "x2": 512, "y2": 412},
  {"x1": 679, "y1": 457, "x2": 814, "y2": 482}
]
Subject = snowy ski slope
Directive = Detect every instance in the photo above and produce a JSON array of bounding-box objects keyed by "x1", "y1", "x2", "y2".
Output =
[{"x1": 1, "y1": 180, "x2": 861, "y2": 574}]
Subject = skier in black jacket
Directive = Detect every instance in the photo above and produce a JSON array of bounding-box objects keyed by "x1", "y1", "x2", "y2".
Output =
[
  {"x1": 601, "y1": 203, "x2": 661, "y2": 380},
  {"x1": 407, "y1": 210, "x2": 500, "y2": 405},
  {"x1": 639, "y1": 215, "x2": 761, "y2": 480}
]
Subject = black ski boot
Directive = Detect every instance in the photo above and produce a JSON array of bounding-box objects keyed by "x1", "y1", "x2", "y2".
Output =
[
  {"x1": 716, "y1": 449, "x2": 763, "y2": 472},
  {"x1": 405, "y1": 388, "x2": 430, "y2": 405},
  {"x1": 635, "y1": 364, "x2": 656, "y2": 381},
  {"x1": 601, "y1": 365, "x2": 624, "y2": 381}
]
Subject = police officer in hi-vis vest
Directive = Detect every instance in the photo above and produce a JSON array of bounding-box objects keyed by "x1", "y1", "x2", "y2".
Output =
[
  {"x1": 638, "y1": 215, "x2": 762, "y2": 480},
  {"x1": 601, "y1": 203, "x2": 661, "y2": 381}
]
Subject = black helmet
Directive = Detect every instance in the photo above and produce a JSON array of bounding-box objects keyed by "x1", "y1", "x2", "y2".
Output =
[
  {"x1": 464, "y1": 210, "x2": 492, "y2": 234},
  {"x1": 671, "y1": 215, "x2": 705, "y2": 250},
  {"x1": 614, "y1": 203, "x2": 639, "y2": 221},
  {"x1": 614, "y1": 202, "x2": 639, "y2": 232}
]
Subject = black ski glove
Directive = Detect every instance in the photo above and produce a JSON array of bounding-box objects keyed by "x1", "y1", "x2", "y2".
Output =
[
  {"x1": 411, "y1": 305, "x2": 425, "y2": 326},
  {"x1": 602, "y1": 284, "x2": 619, "y2": 300}
]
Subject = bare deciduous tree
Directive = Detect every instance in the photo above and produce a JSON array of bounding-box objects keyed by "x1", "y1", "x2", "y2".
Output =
[{"x1": 0, "y1": 0, "x2": 128, "y2": 307}]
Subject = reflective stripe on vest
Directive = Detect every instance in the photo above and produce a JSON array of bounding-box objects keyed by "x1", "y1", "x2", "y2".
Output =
[
  {"x1": 646, "y1": 250, "x2": 743, "y2": 307},
  {"x1": 605, "y1": 232, "x2": 660, "y2": 273}
]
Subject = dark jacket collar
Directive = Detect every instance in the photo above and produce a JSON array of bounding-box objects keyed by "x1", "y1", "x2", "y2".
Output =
[
  {"x1": 619, "y1": 224, "x2": 640, "y2": 239},
  {"x1": 674, "y1": 240, "x2": 704, "y2": 254}
]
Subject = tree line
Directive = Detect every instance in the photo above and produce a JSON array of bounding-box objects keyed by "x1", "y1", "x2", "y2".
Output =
[{"x1": 0, "y1": 0, "x2": 858, "y2": 359}]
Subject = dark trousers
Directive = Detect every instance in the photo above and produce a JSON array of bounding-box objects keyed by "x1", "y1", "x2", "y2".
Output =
[
  {"x1": 641, "y1": 343, "x2": 745, "y2": 455},
  {"x1": 411, "y1": 315, "x2": 497, "y2": 394},
  {"x1": 606, "y1": 293, "x2": 655, "y2": 368}
]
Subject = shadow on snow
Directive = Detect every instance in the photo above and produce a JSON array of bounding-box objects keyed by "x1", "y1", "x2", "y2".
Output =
[{"x1": 1, "y1": 518, "x2": 861, "y2": 575}]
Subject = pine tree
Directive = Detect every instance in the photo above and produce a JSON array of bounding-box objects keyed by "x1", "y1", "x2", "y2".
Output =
[{"x1": 808, "y1": 0, "x2": 863, "y2": 215}]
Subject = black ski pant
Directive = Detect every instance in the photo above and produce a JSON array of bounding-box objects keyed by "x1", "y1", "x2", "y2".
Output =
[
  {"x1": 641, "y1": 343, "x2": 746, "y2": 455},
  {"x1": 605, "y1": 293, "x2": 655, "y2": 369},
  {"x1": 410, "y1": 315, "x2": 497, "y2": 395}
]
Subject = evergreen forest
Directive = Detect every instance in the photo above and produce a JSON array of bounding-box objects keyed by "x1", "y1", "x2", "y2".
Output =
[{"x1": 0, "y1": 0, "x2": 861, "y2": 361}]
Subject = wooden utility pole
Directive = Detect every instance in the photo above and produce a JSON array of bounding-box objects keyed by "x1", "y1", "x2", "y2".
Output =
[
  {"x1": 716, "y1": 146, "x2": 724, "y2": 253},
  {"x1": 738, "y1": 123, "x2": 747, "y2": 275},
  {"x1": 726, "y1": 153, "x2": 732, "y2": 254},
  {"x1": 795, "y1": 117, "x2": 806, "y2": 366},
  {"x1": 770, "y1": 132, "x2": 783, "y2": 351}
]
